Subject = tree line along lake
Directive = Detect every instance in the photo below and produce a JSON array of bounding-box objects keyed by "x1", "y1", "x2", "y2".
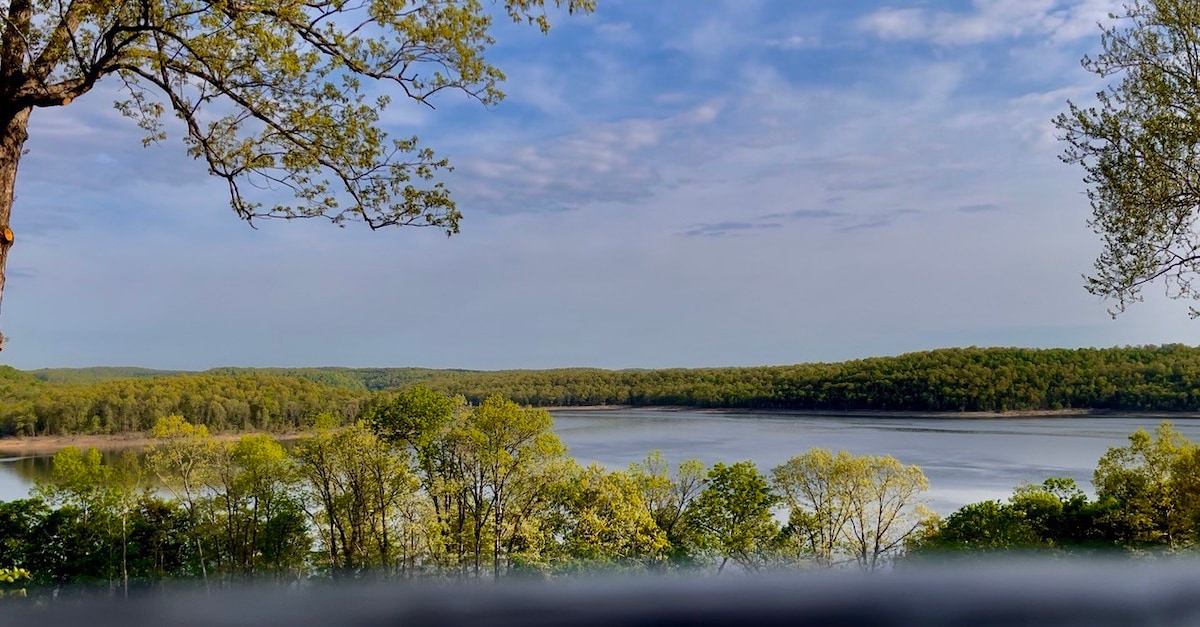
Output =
[{"x1": 2, "y1": 408, "x2": 1198, "y2": 514}]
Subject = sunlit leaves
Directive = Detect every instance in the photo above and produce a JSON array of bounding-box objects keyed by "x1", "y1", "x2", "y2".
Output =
[
  {"x1": 1055, "y1": 0, "x2": 1200, "y2": 316},
  {"x1": 684, "y1": 461, "x2": 779, "y2": 574},
  {"x1": 3, "y1": 0, "x2": 593, "y2": 237},
  {"x1": 772, "y1": 449, "x2": 930, "y2": 571}
]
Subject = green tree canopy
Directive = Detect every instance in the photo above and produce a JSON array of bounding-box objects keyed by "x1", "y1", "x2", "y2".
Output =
[
  {"x1": 1094, "y1": 422, "x2": 1199, "y2": 548},
  {"x1": 0, "y1": 0, "x2": 594, "y2": 347},
  {"x1": 684, "y1": 461, "x2": 779, "y2": 574},
  {"x1": 772, "y1": 449, "x2": 931, "y2": 570},
  {"x1": 1055, "y1": 0, "x2": 1200, "y2": 316}
]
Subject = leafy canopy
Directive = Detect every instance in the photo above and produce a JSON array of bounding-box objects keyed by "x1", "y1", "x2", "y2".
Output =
[
  {"x1": 1, "y1": 0, "x2": 594, "y2": 229},
  {"x1": 1055, "y1": 0, "x2": 1200, "y2": 316}
]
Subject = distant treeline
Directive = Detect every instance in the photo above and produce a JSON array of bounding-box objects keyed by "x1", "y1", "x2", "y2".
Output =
[
  {"x1": 425, "y1": 345, "x2": 1200, "y2": 411},
  {"x1": 7, "y1": 345, "x2": 1200, "y2": 436},
  {"x1": 0, "y1": 369, "x2": 368, "y2": 436},
  {"x1": 27, "y1": 366, "x2": 481, "y2": 391}
]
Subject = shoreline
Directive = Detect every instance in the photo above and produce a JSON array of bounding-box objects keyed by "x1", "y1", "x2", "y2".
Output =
[
  {"x1": 543, "y1": 406, "x2": 1200, "y2": 419},
  {"x1": 2, "y1": 407, "x2": 1196, "y2": 457}
]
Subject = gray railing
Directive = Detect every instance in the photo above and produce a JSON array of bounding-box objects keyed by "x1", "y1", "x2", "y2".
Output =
[{"x1": 0, "y1": 558, "x2": 1195, "y2": 626}]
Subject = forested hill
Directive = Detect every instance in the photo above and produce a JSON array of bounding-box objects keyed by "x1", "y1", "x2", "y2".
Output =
[
  {"x1": 7, "y1": 345, "x2": 1200, "y2": 436},
  {"x1": 28, "y1": 366, "x2": 482, "y2": 390},
  {"x1": 27, "y1": 366, "x2": 188, "y2": 383},
  {"x1": 0, "y1": 369, "x2": 368, "y2": 436},
  {"x1": 418, "y1": 345, "x2": 1200, "y2": 411}
]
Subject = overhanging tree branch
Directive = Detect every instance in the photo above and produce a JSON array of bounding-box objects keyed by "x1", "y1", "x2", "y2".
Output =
[{"x1": 0, "y1": 0, "x2": 596, "y2": 349}]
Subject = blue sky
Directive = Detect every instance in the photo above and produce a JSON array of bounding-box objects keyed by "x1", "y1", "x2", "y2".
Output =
[{"x1": 3, "y1": 0, "x2": 1197, "y2": 371}]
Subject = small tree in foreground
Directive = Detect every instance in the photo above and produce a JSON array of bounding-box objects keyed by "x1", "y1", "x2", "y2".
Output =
[
  {"x1": 773, "y1": 449, "x2": 931, "y2": 570},
  {"x1": 684, "y1": 461, "x2": 780, "y2": 574}
]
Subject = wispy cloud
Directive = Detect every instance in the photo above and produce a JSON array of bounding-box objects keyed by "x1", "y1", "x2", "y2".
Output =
[
  {"x1": 835, "y1": 218, "x2": 895, "y2": 233},
  {"x1": 764, "y1": 35, "x2": 816, "y2": 50},
  {"x1": 6, "y1": 267, "x2": 36, "y2": 280},
  {"x1": 759, "y1": 208, "x2": 845, "y2": 221},
  {"x1": 455, "y1": 102, "x2": 724, "y2": 214},
  {"x1": 858, "y1": 0, "x2": 1121, "y2": 46},
  {"x1": 683, "y1": 221, "x2": 782, "y2": 238},
  {"x1": 10, "y1": 206, "x2": 82, "y2": 240},
  {"x1": 5, "y1": 0, "x2": 1192, "y2": 371},
  {"x1": 956, "y1": 203, "x2": 1002, "y2": 213}
]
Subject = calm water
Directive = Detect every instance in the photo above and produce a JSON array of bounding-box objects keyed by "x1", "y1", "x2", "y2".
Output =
[
  {"x1": 549, "y1": 409, "x2": 1200, "y2": 513},
  {"x1": 3, "y1": 409, "x2": 1198, "y2": 514}
]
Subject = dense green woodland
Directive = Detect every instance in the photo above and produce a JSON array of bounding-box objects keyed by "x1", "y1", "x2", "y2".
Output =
[
  {"x1": 0, "y1": 391, "x2": 932, "y2": 594},
  {"x1": 6, "y1": 346, "x2": 1200, "y2": 436},
  {"x1": 0, "y1": 370, "x2": 367, "y2": 436},
  {"x1": 0, "y1": 390, "x2": 1197, "y2": 595}
]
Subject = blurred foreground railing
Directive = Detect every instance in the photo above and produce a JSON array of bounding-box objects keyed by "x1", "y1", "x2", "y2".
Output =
[{"x1": 1, "y1": 558, "x2": 1197, "y2": 626}]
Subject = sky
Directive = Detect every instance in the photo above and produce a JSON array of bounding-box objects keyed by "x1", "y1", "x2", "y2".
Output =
[{"x1": 4, "y1": 0, "x2": 1199, "y2": 371}]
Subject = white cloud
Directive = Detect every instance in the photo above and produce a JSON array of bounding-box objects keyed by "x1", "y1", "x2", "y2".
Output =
[
  {"x1": 5, "y1": 0, "x2": 1194, "y2": 371},
  {"x1": 858, "y1": 7, "x2": 929, "y2": 41},
  {"x1": 858, "y1": 0, "x2": 1122, "y2": 46},
  {"x1": 594, "y1": 21, "x2": 636, "y2": 44},
  {"x1": 455, "y1": 101, "x2": 724, "y2": 214},
  {"x1": 764, "y1": 35, "x2": 815, "y2": 50}
]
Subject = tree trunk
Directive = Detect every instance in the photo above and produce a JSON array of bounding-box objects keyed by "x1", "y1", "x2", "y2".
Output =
[{"x1": 0, "y1": 106, "x2": 30, "y2": 349}]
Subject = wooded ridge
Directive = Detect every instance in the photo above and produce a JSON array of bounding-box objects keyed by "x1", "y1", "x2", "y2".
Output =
[{"x1": 6, "y1": 345, "x2": 1200, "y2": 436}]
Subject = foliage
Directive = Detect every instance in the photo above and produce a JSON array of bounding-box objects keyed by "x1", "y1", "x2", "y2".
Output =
[
  {"x1": 17, "y1": 395, "x2": 1200, "y2": 588},
  {"x1": 545, "y1": 463, "x2": 669, "y2": 572},
  {"x1": 773, "y1": 449, "x2": 931, "y2": 570},
  {"x1": 1093, "y1": 422, "x2": 1199, "y2": 548},
  {"x1": 0, "y1": 373, "x2": 368, "y2": 436},
  {"x1": 0, "y1": 566, "x2": 30, "y2": 598},
  {"x1": 18, "y1": 346, "x2": 1200, "y2": 437},
  {"x1": 1055, "y1": 0, "x2": 1200, "y2": 316},
  {"x1": 411, "y1": 345, "x2": 1200, "y2": 412},
  {"x1": 293, "y1": 418, "x2": 415, "y2": 576},
  {"x1": 627, "y1": 451, "x2": 706, "y2": 565},
  {"x1": 684, "y1": 461, "x2": 780, "y2": 574},
  {"x1": 0, "y1": 0, "x2": 596, "y2": 344},
  {"x1": 919, "y1": 426, "x2": 1200, "y2": 558}
]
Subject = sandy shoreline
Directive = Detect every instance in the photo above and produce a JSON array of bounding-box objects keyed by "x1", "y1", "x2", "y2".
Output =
[{"x1": 2, "y1": 406, "x2": 1195, "y2": 456}]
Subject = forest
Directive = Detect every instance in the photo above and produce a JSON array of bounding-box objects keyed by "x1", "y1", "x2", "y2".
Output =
[
  {"x1": 7, "y1": 345, "x2": 1200, "y2": 436},
  {"x1": 0, "y1": 388, "x2": 1195, "y2": 598},
  {"x1": 0, "y1": 390, "x2": 932, "y2": 595}
]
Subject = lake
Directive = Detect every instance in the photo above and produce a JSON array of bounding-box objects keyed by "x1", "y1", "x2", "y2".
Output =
[
  {"x1": 2, "y1": 409, "x2": 1197, "y2": 514},
  {"x1": 548, "y1": 409, "x2": 1200, "y2": 513}
]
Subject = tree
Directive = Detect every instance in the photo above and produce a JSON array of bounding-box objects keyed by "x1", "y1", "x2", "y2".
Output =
[
  {"x1": 208, "y1": 434, "x2": 308, "y2": 579},
  {"x1": 1093, "y1": 422, "x2": 1198, "y2": 548},
  {"x1": 0, "y1": 0, "x2": 595, "y2": 348},
  {"x1": 915, "y1": 500, "x2": 1037, "y2": 554},
  {"x1": 362, "y1": 388, "x2": 472, "y2": 576},
  {"x1": 146, "y1": 415, "x2": 220, "y2": 581},
  {"x1": 1055, "y1": 0, "x2": 1200, "y2": 317},
  {"x1": 544, "y1": 463, "x2": 668, "y2": 573},
  {"x1": 627, "y1": 450, "x2": 705, "y2": 565},
  {"x1": 457, "y1": 394, "x2": 565, "y2": 578},
  {"x1": 915, "y1": 478, "x2": 1101, "y2": 557},
  {"x1": 771, "y1": 449, "x2": 861, "y2": 568},
  {"x1": 683, "y1": 461, "x2": 779, "y2": 574},
  {"x1": 842, "y1": 455, "x2": 931, "y2": 571},
  {"x1": 35, "y1": 446, "x2": 144, "y2": 594},
  {"x1": 772, "y1": 449, "x2": 931, "y2": 570},
  {"x1": 293, "y1": 416, "x2": 417, "y2": 576}
]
